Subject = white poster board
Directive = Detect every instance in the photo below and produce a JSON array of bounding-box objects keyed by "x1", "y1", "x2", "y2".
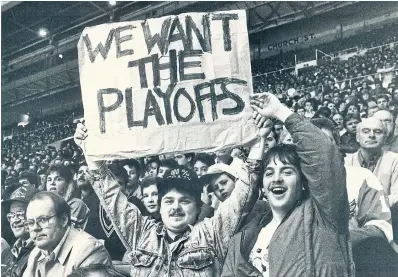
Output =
[{"x1": 78, "y1": 10, "x2": 257, "y2": 160}]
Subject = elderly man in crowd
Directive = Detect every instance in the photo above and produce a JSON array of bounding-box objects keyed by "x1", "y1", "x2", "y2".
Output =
[
  {"x1": 22, "y1": 192, "x2": 112, "y2": 277},
  {"x1": 1, "y1": 184, "x2": 37, "y2": 277},
  {"x1": 373, "y1": 110, "x2": 398, "y2": 153},
  {"x1": 311, "y1": 117, "x2": 398, "y2": 276},
  {"x1": 344, "y1": 118, "x2": 398, "y2": 206},
  {"x1": 73, "y1": 111, "x2": 268, "y2": 277}
]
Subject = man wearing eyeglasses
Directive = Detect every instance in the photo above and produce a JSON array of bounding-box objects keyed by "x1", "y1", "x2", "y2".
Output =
[
  {"x1": 22, "y1": 192, "x2": 112, "y2": 277},
  {"x1": 1, "y1": 184, "x2": 37, "y2": 277}
]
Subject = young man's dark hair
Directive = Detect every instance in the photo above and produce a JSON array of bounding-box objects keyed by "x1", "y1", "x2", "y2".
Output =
[
  {"x1": 157, "y1": 158, "x2": 179, "y2": 178},
  {"x1": 67, "y1": 264, "x2": 126, "y2": 277},
  {"x1": 30, "y1": 191, "x2": 72, "y2": 225},
  {"x1": 19, "y1": 171, "x2": 40, "y2": 188},
  {"x1": 140, "y1": 176, "x2": 158, "y2": 193},
  {"x1": 343, "y1": 113, "x2": 361, "y2": 128},
  {"x1": 343, "y1": 102, "x2": 360, "y2": 116},
  {"x1": 313, "y1": 107, "x2": 331, "y2": 118},
  {"x1": 122, "y1": 159, "x2": 142, "y2": 176},
  {"x1": 193, "y1": 153, "x2": 215, "y2": 168},
  {"x1": 376, "y1": 94, "x2": 390, "y2": 103},
  {"x1": 46, "y1": 164, "x2": 73, "y2": 184}
]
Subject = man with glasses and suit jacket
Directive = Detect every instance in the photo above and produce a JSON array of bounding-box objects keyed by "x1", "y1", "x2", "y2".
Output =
[{"x1": 22, "y1": 192, "x2": 112, "y2": 277}]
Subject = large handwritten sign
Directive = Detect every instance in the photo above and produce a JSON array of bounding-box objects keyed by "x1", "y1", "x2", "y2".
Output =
[{"x1": 78, "y1": 10, "x2": 257, "y2": 160}]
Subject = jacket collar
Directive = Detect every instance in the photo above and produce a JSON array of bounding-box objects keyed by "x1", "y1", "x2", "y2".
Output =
[
  {"x1": 240, "y1": 212, "x2": 273, "y2": 259},
  {"x1": 57, "y1": 227, "x2": 77, "y2": 265},
  {"x1": 38, "y1": 226, "x2": 76, "y2": 265}
]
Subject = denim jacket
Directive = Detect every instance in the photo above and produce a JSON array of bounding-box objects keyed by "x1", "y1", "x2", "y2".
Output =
[{"x1": 87, "y1": 159, "x2": 261, "y2": 277}]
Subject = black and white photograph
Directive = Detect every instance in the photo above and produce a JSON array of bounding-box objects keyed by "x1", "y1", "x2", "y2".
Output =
[{"x1": 1, "y1": 1, "x2": 398, "y2": 277}]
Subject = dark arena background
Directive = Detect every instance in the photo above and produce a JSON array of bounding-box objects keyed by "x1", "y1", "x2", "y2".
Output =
[{"x1": 1, "y1": 2, "x2": 398, "y2": 277}]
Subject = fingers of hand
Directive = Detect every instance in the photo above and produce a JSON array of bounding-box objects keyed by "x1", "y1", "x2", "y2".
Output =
[
  {"x1": 256, "y1": 116, "x2": 266, "y2": 128},
  {"x1": 250, "y1": 100, "x2": 264, "y2": 108},
  {"x1": 255, "y1": 112, "x2": 263, "y2": 125},
  {"x1": 75, "y1": 128, "x2": 88, "y2": 140},
  {"x1": 252, "y1": 111, "x2": 259, "y2": 119},
  {"x1": 251, "y1": 92, "x2": 270, "y2": 102},
  {"x1": 77, "y1": 123, "x2": 87, "y2": 132}
]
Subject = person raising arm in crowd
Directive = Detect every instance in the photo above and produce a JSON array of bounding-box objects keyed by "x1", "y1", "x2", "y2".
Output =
[
  {"x1": 221, "y1": 92, "x2": 353, "y2": 277},
  {"x1": 73, "y1": 111, "x2": 269, "y2": 277}
]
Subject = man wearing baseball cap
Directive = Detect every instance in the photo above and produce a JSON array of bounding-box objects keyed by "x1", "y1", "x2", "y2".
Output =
[
  {"x1": 199, "y1": 160, "x2": 271, "y2": 227},
  {"x1": 200, "y1": 160, "x2": 240, "y2": 203},
  {"x1": 74, "y1": 114, "x2": 270, "y2": 276},
  {"x1": 2, "y1": 184, "x2": 37, "y2": 277}
]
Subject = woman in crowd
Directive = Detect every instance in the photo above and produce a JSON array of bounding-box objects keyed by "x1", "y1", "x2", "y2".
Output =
[{"x1": 45, "y1": 164, "x2": 89, "y2": 229}]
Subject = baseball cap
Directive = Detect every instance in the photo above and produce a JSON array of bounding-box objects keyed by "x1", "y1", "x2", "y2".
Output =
[
  {"x1": 199, "y1": 159, "x2": 241, "y2": 190},
  {"x1": 157, "y1": 166, "x2": 201, "y2": 201},
  {"x1": 161, "y1": 166, "x2": 198, "y2": 186},
  {"x1": 368, "y1": 101, "x2": 377, "y2": 108},
  {"x1": 2, "y1": 184, "x2": 37, "y2": 208}
]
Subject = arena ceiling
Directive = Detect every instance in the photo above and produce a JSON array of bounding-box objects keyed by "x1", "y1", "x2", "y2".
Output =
[{"x1": 1, "y1": 1, "x2": 357, "y2": 108}]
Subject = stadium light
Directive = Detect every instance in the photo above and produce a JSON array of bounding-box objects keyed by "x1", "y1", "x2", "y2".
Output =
[
  {"x1": 38, "y1": 28, "x2": 48, "y2": 37},
  {"x1": 109, "y1": 0, "x2": 116, "y2": 6}
]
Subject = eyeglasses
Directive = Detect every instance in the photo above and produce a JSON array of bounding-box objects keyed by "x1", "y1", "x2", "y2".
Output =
[
  {"x1": 23, "y1": 214, "x2": 57, "y2": 229},
  {"x1": 7, "y1": 211, "x2": 25, "y2": 222}
]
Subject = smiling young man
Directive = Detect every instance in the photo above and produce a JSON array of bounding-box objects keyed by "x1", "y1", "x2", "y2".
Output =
[
  {"x1": 73, "y1": 116, "x2": 268, "y2": 276},
  {"x1": 222, "y1": 93, "x2": 353, "y2": 277},
  {"x1": 22, "y1": 192, "x2": 111, "y2": 277}
]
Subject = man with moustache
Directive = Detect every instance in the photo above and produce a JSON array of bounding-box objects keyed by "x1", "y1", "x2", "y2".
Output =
[
  {"x1": 74, "y1": 113, "x2": 268, "y2": 276},
  {"x1": 1, "y1": 184, "x2": 37, "y2": 277},
  {"x1": 22, "y1": 192, "x2": 112, "y2": 277}
]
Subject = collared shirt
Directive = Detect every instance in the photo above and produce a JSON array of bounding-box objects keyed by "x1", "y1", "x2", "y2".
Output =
[
  {"x1": 358, "y1": 149, "x2": 381, "y2": 172},
  {"x1": 23, "y1": 227, "x2": 112, "y2": 277},
  {"x1": 38, "y1": 227, "x2": 70, "y2": 264}
]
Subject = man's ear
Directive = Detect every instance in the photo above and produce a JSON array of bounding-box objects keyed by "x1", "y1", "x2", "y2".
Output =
[{"x1": 60, "y1": 213, "x2": 69, "y2": 228}]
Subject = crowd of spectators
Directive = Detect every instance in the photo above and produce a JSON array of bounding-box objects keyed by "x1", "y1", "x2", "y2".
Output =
[{"x1": 1, "y1": 24, "x2": 398, "y2": 277}]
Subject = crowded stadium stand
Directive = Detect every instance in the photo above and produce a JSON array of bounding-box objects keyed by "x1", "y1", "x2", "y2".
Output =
[{"x1": 2, "y1": 1, "x2": 398, "y2": 277}]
